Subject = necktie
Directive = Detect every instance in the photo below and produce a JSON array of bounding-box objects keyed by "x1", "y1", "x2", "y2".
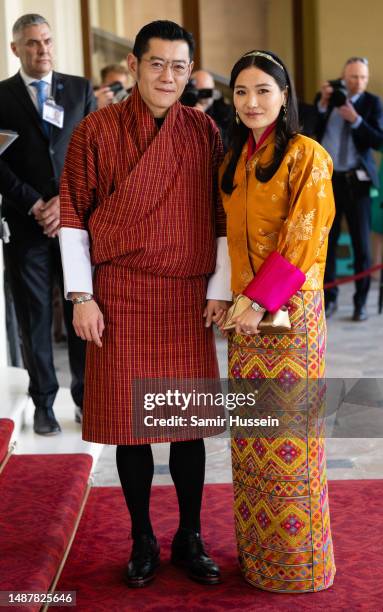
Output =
[
  {"x1": 31, "y1": 80, "x2": 50, "y2": 137},
  {"x1": 338, "y1": 119, "x2": 350, "y2": 168}
]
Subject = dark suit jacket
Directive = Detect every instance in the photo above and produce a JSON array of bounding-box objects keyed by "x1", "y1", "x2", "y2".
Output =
[
  {"x1": 0, "y1": 71, "x2": 96, "y2": 241},
  {"x1": 315, "y1": 90, "x2": 383, "y2": 187}
]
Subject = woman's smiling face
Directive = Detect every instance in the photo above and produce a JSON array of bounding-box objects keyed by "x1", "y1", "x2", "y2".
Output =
[{"x1": 233, "y1": 66, "x2": 287, "y2": 139}]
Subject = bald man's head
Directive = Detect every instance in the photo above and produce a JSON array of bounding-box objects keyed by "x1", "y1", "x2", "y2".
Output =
[
  {"x1": 190, "y1": 70, "x2": 215, "y2": 111},
  {"x1": 191, "y1": 69, "x2": 215, "y2": 90}
]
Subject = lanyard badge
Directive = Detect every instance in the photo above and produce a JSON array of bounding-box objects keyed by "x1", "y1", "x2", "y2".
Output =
[{"x1": 42, "y1": 98, "x2": 64, "y2": 128}]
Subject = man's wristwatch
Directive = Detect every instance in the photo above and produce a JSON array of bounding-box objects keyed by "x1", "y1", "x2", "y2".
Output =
[
  {"x1": 251, "y1": 301, "x2": 266, "y2": 313},
  {"x1": 71, "y1": 293, "x2": 93, "y2": 305}
]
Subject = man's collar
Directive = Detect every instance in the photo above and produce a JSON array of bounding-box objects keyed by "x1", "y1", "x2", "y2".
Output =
[
  {"x1": 339, "y1": 79, "x2": 363, "y2": 104},
  {"x1": 19, "y1": 67, "x2": 53, "y2": 86},
  {"x1": 350, "y1": 92, "x2": 362, "y2": 103}
]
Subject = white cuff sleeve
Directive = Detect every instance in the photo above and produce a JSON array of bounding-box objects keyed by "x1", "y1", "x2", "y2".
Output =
[
  {"x1": 59, "y1": 227, "x2": 93, "y2": 299},
  {"x1": 206, "y1": 236, "x2": 232, "y2": 301}
]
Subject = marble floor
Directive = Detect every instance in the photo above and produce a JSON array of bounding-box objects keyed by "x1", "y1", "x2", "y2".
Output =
[{"x1": 15, "y1": 281, "x2": 383, "y2": 485}]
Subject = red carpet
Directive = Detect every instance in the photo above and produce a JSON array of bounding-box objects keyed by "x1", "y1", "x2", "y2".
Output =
[
  {"x1": 0, "y1": 454, "x2": 92, "y2": 612},
  {"x1": 57, "y1": 481, "x2": 383, "y2": 611}
]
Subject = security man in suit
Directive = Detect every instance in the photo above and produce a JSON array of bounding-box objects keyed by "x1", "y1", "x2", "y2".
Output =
[
  {"x1": 0, "y1": 13, "x2": 96, "y2": 434},
  {"x1": 315, "y1": 57, "x2": 383, "y2": 321}
]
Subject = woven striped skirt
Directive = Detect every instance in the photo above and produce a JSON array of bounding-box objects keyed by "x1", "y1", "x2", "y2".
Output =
[
  {"x1": 229, "y1": 290, "x2": 335, "y2": 592},
  {"x1": 82, "y1": 264, "x2": 219, "y2": 445}
]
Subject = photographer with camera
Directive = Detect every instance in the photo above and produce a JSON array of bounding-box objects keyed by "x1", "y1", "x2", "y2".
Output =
[
  {"x1": 315, "y1": 57, "x2": 383, "y2": 321},
  {"x1": 95, "y1": 63, "x2": 133, "y2": 109},
  {"x1": 181, "y1": 69, "x2": 232, "y2": 151}
]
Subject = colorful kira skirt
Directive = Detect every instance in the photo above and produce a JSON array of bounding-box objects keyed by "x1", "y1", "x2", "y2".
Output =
[{"x1": 228, "y1": 290, "x2": 335, "y2": 592}]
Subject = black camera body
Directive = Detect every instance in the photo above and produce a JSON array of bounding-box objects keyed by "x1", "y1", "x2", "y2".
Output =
[
  {"x1": 328, "y1": 79, "x2": 348, "y2": 107},
  {"x1": 181, "y1": 79, "x2": 214, "y2": 107},
  {"x1": 107, "y1": 81, "x2": 124, "y2": 95}
]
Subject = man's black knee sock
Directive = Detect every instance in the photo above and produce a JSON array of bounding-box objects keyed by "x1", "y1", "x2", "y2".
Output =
[
  {"x1": 169, "y1": 438, "x2": 206, "y2": 532},
  {"x1": 116, "y1": 444, "x2": 154, "y2": 539}
]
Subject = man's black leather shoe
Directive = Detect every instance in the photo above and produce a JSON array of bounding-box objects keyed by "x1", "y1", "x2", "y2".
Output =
[
  {"x1": 75, "y1": 405, "x2": 83, "y2": 424},
  {"x1": 325, "y1": 302, "x2": 338, "y2": 318},
  {"x1": 352, "y1": 305, "x2": 368, "y2": 321},
  {"x1": 125, "y1": 534, "x2": 160, "y2": 588},
  {"x1": 171, "y1": 528, "x2": 221, "y2": 585},
  {"x1": 33, "y1": 407, "x2": 61, "y2": 436}
]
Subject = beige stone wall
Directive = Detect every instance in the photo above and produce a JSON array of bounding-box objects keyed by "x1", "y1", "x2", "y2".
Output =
[
  {"x1": 199, "y1": 0, "x2": 293, "y2": 80},
  {"x1": 266, "y1": 0, "x2": 294, "y2": 77},
  {"x1": 199, "y1": 0, "x2": 268, "y2": 78},
  {"x1": 122, "y1": 0, "x2": 182, "y2": 42},
  {"x1": 316, "y1": 0, "x2": 383, "y2": 101}
]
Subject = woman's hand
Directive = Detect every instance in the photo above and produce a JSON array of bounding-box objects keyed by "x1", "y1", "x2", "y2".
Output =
[
  {"x1": 203, "y1": 300, "x2": 231, "y2": 328},
  {"x1": 73, "y1": 300, "x2": 105, "y2": 348},
  {"x1": 233, "y1": 305, "x2": 264, "y2": 335}
]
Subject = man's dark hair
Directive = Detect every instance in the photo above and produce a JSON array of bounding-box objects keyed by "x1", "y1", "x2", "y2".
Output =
[
  {"x1": 12, "y1": 13, "x2": 49, "y2": 39},
  {"x1": 132, "y1": 20, "x2": 194, "y2": 61}
]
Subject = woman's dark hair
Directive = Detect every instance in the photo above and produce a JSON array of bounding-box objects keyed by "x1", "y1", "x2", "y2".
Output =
[
  {"x1": 221, "y1": 50, "x2": 299, "y2": 194},
  {"x1": 133, "y1": 20, "x2": 194, "y2": 61}
]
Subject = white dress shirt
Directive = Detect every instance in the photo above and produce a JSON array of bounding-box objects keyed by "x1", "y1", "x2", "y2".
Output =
[
  {"x1": 59, "y1": 230, "x2": 232, "y2": 301},
  {"x1": 19, "y1": 68, "x2": 53, "y2": 110}
]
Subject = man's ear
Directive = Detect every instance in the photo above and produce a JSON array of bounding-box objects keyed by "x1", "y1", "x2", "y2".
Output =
[
  {"x1": 10, "y1": 42, "x2": 19, "y2": 58},
  {"x1": 127, "y1": 53, "x2": 138, "y2": 79},
  {"x1": 188, "y1": 60, "x2": 194, "y2": 79}
]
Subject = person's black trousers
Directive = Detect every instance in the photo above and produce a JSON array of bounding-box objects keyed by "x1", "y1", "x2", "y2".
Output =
[
  {"x1": 324, "y1": 171, "x2": 372, "y2": 308},
  {"x1": 3, "y1": 237, "x2": 85, "y2": 410}
]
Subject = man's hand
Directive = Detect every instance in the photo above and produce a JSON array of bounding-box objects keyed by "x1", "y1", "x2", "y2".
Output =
[
  {"x1": 31, "y1": 198, "x2": 45, "y2": 221},
  {"x1": 38, "y1": 195, "x2": 60, "y2": 237},
  {"x1": 95, "y1": 86, "x2": 114, "y2": 109},
  {"x1": 233, "y1": 306, "x2": 264, "y2": 336},
  {"x1": 203, "y1": 299, "x2": 231, "y2": 328},
  {"x1": 338, "y1": 100, "x2": 359, "y2": 124},
  {"x1": 319, "y1": 81, "x2": 333, "y2": 110},
  {"x1": 73, "y1": 299, "x2": 105, "y2": 348}
]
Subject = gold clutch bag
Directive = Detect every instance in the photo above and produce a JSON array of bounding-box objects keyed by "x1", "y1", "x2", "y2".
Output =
[
  {"x1": 223, "y1": 294, "x2": 291, "y2": 333},
  {"x1": 222, "y1": 295, "x2": 252, "y2": 330},
  {"x1": 258, "y1": 307, "x2": 291, "y2": 333}
]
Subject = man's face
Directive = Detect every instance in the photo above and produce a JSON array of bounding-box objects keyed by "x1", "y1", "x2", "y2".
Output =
[
  {"x1": 128, "y1": 38, "x2": 193, "y2": 117},
  {"x1": 343, "y1": 61, "x2": 369, "y2": 96},
  {"x1": 103, "y1": 71, "x2": 129, "y2": 89},
  {"x1": 11, "y1": 23, "x2": 53, "y2": 79},
  {"x1": 192, "y1": 70, "x2": 215, "y2": 112}
]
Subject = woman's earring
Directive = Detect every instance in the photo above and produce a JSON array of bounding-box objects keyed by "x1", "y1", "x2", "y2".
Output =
[
  {"x1": 235, "y1": 110, "x2": 240, "y2": 125},
  {"x1": 282, "y1": 105, "x2": 287, "y2": 122}
]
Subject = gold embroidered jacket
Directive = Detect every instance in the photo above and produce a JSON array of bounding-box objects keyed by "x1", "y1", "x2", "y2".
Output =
[{"x1": 220, "y1": 132, "x2": 335, "y2": 294}]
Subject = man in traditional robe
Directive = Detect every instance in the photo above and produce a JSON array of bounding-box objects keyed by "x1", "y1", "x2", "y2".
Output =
[{"x1": 59, "y1": 21, "x2": 231, "y2": 588}]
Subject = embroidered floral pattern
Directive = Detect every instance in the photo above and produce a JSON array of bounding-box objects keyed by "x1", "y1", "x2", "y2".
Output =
[
  {"x1": 311, "y1": 157, "x2": 332, "y2": 184},
  {"x1": 256, "y1": 229, "x2": 278, "y2": 255},
  {"x1": 305, "y1": 262, "x2": 321, "y2": 289},
  {"x1": 286, "y1": 210, "x2": 316, "y2": 242},
  {"x1": 316, "y1": 226, "x2": 330, "y2": 256}
]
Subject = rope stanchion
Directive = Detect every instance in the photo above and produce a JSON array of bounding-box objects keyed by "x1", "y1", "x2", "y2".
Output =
[
  {"x1": 323, "y1": 263, "x2": 383, "y2": 289},
  {"x1": 323, "y1": 262, "x2": 383, "y2": 315}
]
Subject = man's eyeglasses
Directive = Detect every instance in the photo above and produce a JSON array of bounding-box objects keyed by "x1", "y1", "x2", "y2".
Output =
[{"x1": 141, "y1": 58, "x2": 190, "y2": 76}]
